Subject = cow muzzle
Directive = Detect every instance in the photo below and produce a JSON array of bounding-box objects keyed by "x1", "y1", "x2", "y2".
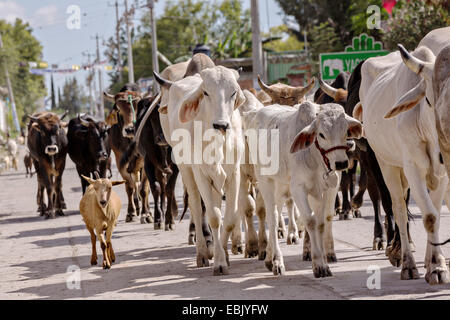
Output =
[
  {"x1": 45, "y1": 145, "x2": 59, "y2": 156},
  {"x1": 122, "y1": 126, "x2": 135, "y2": 138},
  {"x1": 213, "y1": 122, "x2": 230, "y2": 134}
]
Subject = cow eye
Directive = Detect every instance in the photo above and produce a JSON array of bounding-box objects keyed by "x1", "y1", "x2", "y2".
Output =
[
  {"x1": 319, "y1": 133, "x2": 325, "y2": 139},
  {"x1": 203, "y1": 91, "x2": 209, "y2": 96}
]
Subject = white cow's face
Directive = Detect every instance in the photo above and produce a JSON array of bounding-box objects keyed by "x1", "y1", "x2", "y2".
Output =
[
  {"x1": 290, "y1": 102, "x2": 362, "y2": 171},
  {"x1": 178, "y1": 66, "x2": 245, "y2": 133}
]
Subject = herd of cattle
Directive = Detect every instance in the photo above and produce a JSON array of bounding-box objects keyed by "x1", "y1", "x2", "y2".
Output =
[{"x1": 19, "y1": 27, "x2": 450, "y2": 285}]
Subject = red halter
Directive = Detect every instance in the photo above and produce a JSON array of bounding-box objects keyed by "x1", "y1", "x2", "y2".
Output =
[{"x1": 314, "y1": 138, "x2": 350, "y2": 172}]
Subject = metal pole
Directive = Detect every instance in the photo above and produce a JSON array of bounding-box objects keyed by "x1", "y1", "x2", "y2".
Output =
[
  {"x1": 115, "y1": 1, "x2": 123, "y2": 84},
  {"x1": 251, "y1": 0, "x2": 264, "y2": 89},
  {"x1": 96, "y1": 34, "x2": 105, "y2": 120},
  {"x1": 124, "y1": 0, "x2": 135, "y2": 83},
  {"x1": 148, "y1": 0, "x2": 159, "y2": 93}
]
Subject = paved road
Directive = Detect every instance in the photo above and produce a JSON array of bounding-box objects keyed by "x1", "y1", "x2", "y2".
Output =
[{"x1": 1, "y1": 146, "x2": 450, "y2": 300}]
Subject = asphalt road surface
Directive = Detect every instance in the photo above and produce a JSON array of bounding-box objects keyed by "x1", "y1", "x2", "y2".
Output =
[{"x1": 2, "y1": 146, "x2": 450, "y2": 300}]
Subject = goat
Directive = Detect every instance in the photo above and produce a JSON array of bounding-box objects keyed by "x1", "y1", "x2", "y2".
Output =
[{"x1": 79, "y1": 172, "x2": 125, "y2": 269}]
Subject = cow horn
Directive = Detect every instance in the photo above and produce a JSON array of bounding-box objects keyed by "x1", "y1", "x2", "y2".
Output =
[
  {"x1": 153, "y1": 71, "x2": 173, "y2": 89},
  {"x1": 257, "y1": 75, "x2": 275, "y2": 96},
  {"x1": 103, "y1": 91, "x2": 116, "y2": 102},
  {"x1": 94, "y1": 171, "x2": 100, "y2": 179},
  {"x1": 299, "y1": 77, "x2": 316, "y2": 96},
  {"x1": 319, "y1": 76, "x2": 338, "y2": 99},
  {"x1": 60, "y1": 110, "x2": 69, "y2": 120},
  {"x1": 237, "y1": 67, "x2": 243, "y2": 75},
  {"x1": 397, "y1": 44, "x2": 433, "y2": 76},
  {"x1": 28, "y1": 115, "x2": 39, "y2": 121},
  {"x1": 78, "y1": 114, "x2": 90, "y2": 127}
]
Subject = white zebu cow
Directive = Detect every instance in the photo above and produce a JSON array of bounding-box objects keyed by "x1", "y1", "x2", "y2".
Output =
[
  {"x1": 159, "y1": 66, "x2": 245, "y2": 275},
  {"x1": 355, "y1": 41, "x2": 449, "y2": 284},
  {"x1": 243, "y1": 100, "x2": 362, "y2": 277}
]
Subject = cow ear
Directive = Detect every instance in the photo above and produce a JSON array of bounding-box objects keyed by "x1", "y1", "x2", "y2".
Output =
[
  {"x1": 234, "y1": 89, "x2": 245, "y2": 109},
  {"x1": 345, "y1": 115, "x2": 363, "y2": 139},
  {"x1": 290, "y1": 121, "x2": 317, "y2": 153},
  {"x1": 352, "y1": 102, "x2": 363, "y2": 122},
  {"x1": 31, "y1": 122, "x2": 41, "y2": 132},
  {"x1": 179, "y1": 86, "x2": 203, "y2": 123},
  {"x1": 112, "y1": 180, "x2": 126, "y2": 186},
  {"x1": 158, "y1": 106, "x2": 168, "y2": 114},
  {"x1": 384, "y1": 79, "x2": 426, "y2": 119},
  {"x1": 106, "y1": 110, "x2": 118, "y2": 126},
  {"x1": 81, "y1": 175, "x2": 95, "y2": 185}
]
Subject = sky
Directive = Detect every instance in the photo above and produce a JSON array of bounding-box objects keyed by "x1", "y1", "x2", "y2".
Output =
[{"x1": 0, "y1": 0, "x2": 285, "y2": 100}]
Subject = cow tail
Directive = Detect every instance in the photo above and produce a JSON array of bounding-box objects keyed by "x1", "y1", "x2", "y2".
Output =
[
  {"x1": 120, "y1": 141, "x2": 136, "y2": 170},
  {"x1": 179, "y1": 190, "x2": 189, "y2": 222},
  {"x1": 405, "y1": 188, "x2": 414, "y2": 221},
  {"x1": 431, "y1": 238, "x2": 450, "y2": 247}
]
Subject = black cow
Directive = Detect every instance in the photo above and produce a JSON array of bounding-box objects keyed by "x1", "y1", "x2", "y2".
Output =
[
  {"x1": 104, "y1": 84, "x2": 151, "y2": 222},
  {"x1": 67, "y1": 114, "x2": 111, "y2": 194},
  {"x1": 27, "y1": 111, "x2": 68, "y2": 219},
  {"x1": 121, "y1": 94, "x2": 179, "y2": 230}
]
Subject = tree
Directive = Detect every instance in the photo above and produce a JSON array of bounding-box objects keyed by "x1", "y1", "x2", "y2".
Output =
[
  {"x1": 0, "y1": 19, "x2": 46, "y2": 127},
  {"x1": 262, "y1": 25, "x2": 304, "y2": 52},
  {"x1": 58, "y1": 77, "x2": 89, "y2": 118},
  {"x1": 50, "y1": 73, "x2": 56, "y2": 110},
  {"x1": 382, "y1": 0, "x2": 449, "y2": 51}
]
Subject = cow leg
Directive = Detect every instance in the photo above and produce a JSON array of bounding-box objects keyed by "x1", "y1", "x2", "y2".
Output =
[
  {"x1": 193, "y1": 168, "x2": 226, "y2": 275},
  {"x1": 139, "y1": 176, "x2": 152, "y2": 224},
  {"x1": 286, "y1": 198, "x2": 300, "y2": 245},
  {"x1": 294, "y1": 205, "x2": 305, "y2": 238},
  {"x1": 105, "y1": 227, "x2": 116, "y2": 264},
  {"x1": 181, "y1": 167, "x2": 212, "y2": 267},
  {"x1": 124, "y1": 181, "x2": 137, "y2": 222},
  {"x1": 351, "y1": 162, "x2": 367, "y2": 217},
  {"x1": 164, "y1": 166, "x2": 179, "y2": 231},
  {"x1": 97, "y1": 228, "x2": 110, "y2": 269},
  {"x1": 259, "y1": 180, "x2": 285, "y2": 276},
  {"x1": 292, "y1": 183, "x2": 331, "y2": 278},
  {"x1": 302, "y1": 230, "x2": 311, "y2": 261},
  {"x1": 54, "y1": 175, "x2": 64, "y2": 216},
  {"x1": 323, "y1": 186, "x2": 338, "y2": 263},
  {"x1": 34, "y1": 160, "x2": 46, "y2": 215},
  {"x1": 381, "y1": 163, "x2": 419, "y2": 280},
  {"x1": 145, "y1": 159, "x2": 162, "y2": 228},
  {"x1": 340, "y1": 171, "x2": 352, "y2": 220},
  {"x1": 238, "y1": 177, "x2": 258, "y2": 258},
  {"x1": 223, "y1": 166, "x2": 242, "y2": 261},
  {"x1": 334, "y1": 194, "x2": 342, "y2": 216},
  {"x1": 88, "y1": 227, "x2": 97, "y2": 265},
  {"x1": 255, "y1": 190, "x2": 267, "y2": 261},
  {"x1": 404, "y1": 165, "x2": 449, "y2": 285},
  {"x1": 277, "y1": 205, "x2": 286, "y2": 239}
]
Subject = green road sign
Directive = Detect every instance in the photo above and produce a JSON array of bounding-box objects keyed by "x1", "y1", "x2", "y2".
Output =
[{"x1": 320, "y1": 33, "x2": 389, "y2": 80}]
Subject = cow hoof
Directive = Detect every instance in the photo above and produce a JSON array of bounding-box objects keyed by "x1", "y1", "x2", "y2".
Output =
[
  {"x1": 265, "y1": 259, "x2": 273, "y2": 272},
  {"x1": 287, "y1": 233, "x2": 299, "y2": 245},
  {"x1": 386, "y1": 241, "x2": 402, "y2": 267},
  {"x1": 103, "y1": 262, "x2": 111, "y2": 270},
  {"x1": 231, "y1": 243, "x2": 243, "y2": 255},
  {"x1": 140, "y1": 216, "x2": 148, "y2": 224},
  {"x1": 258, "y1": 250, "x2": 266, "y2": 261},
  {"x1": 353, "y1": 209, "x2": 362, "y2": 218},
  {"x1": 90, "y1": 258, "x2": 97, "y2": 266},
  {"x1": 277, "y1": 228, "x2": 285, "y2": 239},
  {"x1": 57, "y1": 210, "x2": 64, "y2": 216},
  {"x1": 327, "y1": 253, "x2": 337, "y2": 263},
  {"x1": 313, "y1": 265, "x2": 332, "y2": 278},
  {"x1": 188, "y1": 234, "x2": 195, "y2": 245},
  {"x1": 61, "y1": 203, "x2": 67, "y2": 210},
  {"x1": 344, "y1": 212, "x2": 352, "y2": 220},
  {"x1": 154, "y1": 222, "x2": 162, "y2": 230},
  {"x1": 338, "y1": 213, "x2": 345, "y2": 220},
  {"x1": 196, "y1": 254, "x2": 209, "y2": 268},
  {"x1": 125, "y1": 214, "x2": 134, "y2": 223},
  {"x1": 272, "y1": 262, "x2": 285, "y2": 276},
  {"x1": 372, "y1": 237, "x2": 385, "y2": 251},
  {"x1": 426, "y1": 268, "x2": 450, "y2": 285},
  {"x1": 400, "y1": 266, "x2": 420, "y2": 280},
  {"x1": 303, "y1": 251, "x2": 312, "y2": 261},
  {"x1": 206, "y1": 242, "x2": 214, "y2": 260},
  {"x1": 244, "y1": 240, "x2": 259, "y2": 258},
  {"x1": 213, "y1": 265, "x2": 229, "y2": 276}
]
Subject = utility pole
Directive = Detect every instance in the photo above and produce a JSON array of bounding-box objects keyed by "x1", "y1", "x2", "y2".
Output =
[
  {"x1": 0, "y1": 32, "x2": 19, "y2": 133},
  {"x1": 124, "y1": 0, "x2": 135, "y2": 83},
  {"x1": 147, "y1": 0, "x2": 159, "y2": 93},
  {"x1": 82, "y1": 51, "x2": 95, "y2": 116},
  {"x1": 115, "y1": 1, "x2": 123, "y2": 84},
  {"x1": 251, "y1": 0, "x2": 264, "y2": 89},
  {"x1": 95, "y1": 34, "x2": 105, "y2": 120}
]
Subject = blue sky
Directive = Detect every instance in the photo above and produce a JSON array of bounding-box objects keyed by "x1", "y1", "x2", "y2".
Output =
[{"x1": 0, "y1": 0, "x2": 285, "y2": 98}]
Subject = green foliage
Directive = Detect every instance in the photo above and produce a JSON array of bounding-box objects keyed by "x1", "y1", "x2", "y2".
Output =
[
  {"x1": 382, "y1": 0, "x2": 450, "y2": 51},
  {"x1": 0, "y1": 19, "x2": 46, "y2": 129},
  {"x1": 57, "y1": 77, "x2": 89, "y2": 119},
  {"x1": 263, "y1": 25, "x2": 304, "y2": 52}
]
